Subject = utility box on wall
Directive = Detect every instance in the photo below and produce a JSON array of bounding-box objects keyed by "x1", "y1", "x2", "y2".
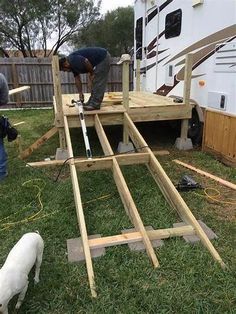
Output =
[
  {"x1": 207, "y1": 92, "x2": 227, "y2": 111},
  {"x1": 203, "y1": 109, "x2": 236, "y2": 167}
]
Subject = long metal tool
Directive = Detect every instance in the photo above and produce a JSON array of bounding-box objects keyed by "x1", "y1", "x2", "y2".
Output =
[{"x1": 72, "y1": 99, "x2": 92, "y2": 159}]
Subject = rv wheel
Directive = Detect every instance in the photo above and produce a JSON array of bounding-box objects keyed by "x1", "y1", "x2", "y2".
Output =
[{"x1": 188, "y1": 108, "x2": 203, "y2": 145}]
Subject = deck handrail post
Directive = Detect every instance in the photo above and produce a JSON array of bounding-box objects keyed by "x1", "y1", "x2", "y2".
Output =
[
  {"x1": 121, "y1": 55, "x2": 131, "y2": 144},
  {"x1": 175, "y1": 53, "x2": 193, "y2": 150},
  {"x1": 52, "y1": 55, "x2": 66, "y2": 149},
  {"x1": 122, "y1": 59, "x2": 130, "y2": 111}
]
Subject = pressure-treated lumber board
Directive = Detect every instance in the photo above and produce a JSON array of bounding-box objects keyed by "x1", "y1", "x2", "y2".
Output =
[
  {"x1": 174, "y1": 160, "x2": 236, "y2": 191},
  {"x1": 122, "y1": 61, "x2": 130, "y2": 110},
  {"x1": 73, "y1": 153, "x2": 149, "y2": 171},
  {"x1": 122, "y1": 60, "x2": 130, "y2": 143},
  {"x1": 19, "y1": 127, "x2": 58, "y2": 159},
  {"x1": 63, "y1": 107, "x2": 191, "y2": 129},
  {"x1": 64, "y1": 112, "x2": 124, "y2": 128},
  {"x1": 129, "y1": 91, "x2": 177, "y2": 106},
  {"x1": 52, "y1": 56, "x2": 66, "y2": 149},
  {"x1": 124, "y1": 112, "x2": 225, "y2": 268},
  {"x1": 63, "y1": 115, "x2": 97, "y2": 298},
  {"x1": 52, "y1": 56, "x2": 63, "y2": 115},
  {"x1": 180, "y1": 53, "x2": 193, "y2": 139},
  {"x1": 94, "y1": 114, "x2": 114, "y2": 156},
  {"x1": 88, "y1": 225, "x2": 195, "y2": 249},
  {"x1": 9, "y1": 86, "x2": 30, "y2": 95},
  {"x1": 112, "y1": 158, "x2": 160, "y2": 268},
  {"x1": 128, "y1": 105, "x2": 192, "y2": 122},
  {"x1": 13, "y1": 121, "x2": 25, "y2": 126},
  {"x1": 27, "y1": 153, "x2": 150, "y2": 170}
]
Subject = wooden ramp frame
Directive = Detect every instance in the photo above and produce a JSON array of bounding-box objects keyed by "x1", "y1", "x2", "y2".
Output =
[
  {"x1": 48, "y1": 56, "x2": 225, "y2": 298},
  {"x1": 61, "y1": 110, "x2": 225, "y2": 297}
]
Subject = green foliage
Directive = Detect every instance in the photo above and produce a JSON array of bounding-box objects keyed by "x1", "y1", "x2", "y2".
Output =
[
  {"x1": 0, "y1": 110, "x2": 235, "y2": 313},
  {"x1": 0, "y1": 0, "x2": 101, "y2": 57},
  {"x1": 72, "y1": 6, "x2": 134, "y2": 56}
]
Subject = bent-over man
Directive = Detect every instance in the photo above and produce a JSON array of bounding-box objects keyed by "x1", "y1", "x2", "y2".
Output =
[{"x1": 59, "y1": 47, "x2": 111, "y2": 111}]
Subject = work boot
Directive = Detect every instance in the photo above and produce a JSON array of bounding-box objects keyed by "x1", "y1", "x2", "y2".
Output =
[{"x1": 83, "y1": 104, "x2": 100, "y2": 111}]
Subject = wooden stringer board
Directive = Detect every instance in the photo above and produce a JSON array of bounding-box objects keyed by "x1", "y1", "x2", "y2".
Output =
[{"x1": 60, "y1": 110, "x2": 225, "y2": 297}]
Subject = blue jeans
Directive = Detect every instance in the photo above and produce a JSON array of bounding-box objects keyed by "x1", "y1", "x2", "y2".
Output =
[{"x1": 0, "y1": 137, "x2": 7, "y2": 180}]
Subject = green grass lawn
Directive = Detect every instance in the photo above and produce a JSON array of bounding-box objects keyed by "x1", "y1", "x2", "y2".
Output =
[{"x1": 0, "y1": 109, "x2": 235, "y2": 314}]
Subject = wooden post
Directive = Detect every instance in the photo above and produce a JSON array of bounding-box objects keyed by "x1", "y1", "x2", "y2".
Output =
[
  {"x1": 52, "y1": 55, "x2": 66, "y2": 149},
  {"x1": 180, "y1": 53, "x2": 193, "y2": 139},
  {"x1": 64, "y1": 115, "x2": 97, "y2": 298},
  {"x1": 122, "y1": 59, "x2": 130, "y2": 144},
  {"x1": 136, "y1": 59, "x2": 141, "y2": 91}
]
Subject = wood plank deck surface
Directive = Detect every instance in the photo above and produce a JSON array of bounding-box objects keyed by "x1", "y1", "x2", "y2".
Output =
[{"x1": 61, "y1": 91, "x2": 192, "y2": 123}]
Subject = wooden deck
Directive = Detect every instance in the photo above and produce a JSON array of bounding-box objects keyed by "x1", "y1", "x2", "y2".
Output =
[{"x1": 59, "y1": 91, "x2": 192, "y2": 128}]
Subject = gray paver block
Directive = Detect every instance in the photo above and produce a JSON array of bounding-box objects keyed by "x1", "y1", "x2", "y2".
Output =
[
  {"x1": 117, "y1": 141, "x2": 134, "y2": 153},
  {"x1": 67, "y1": 234, "x2": 105, "y2": 262},
  {"x1": 175, "y1": 137, "x2": 193, "y2": 150},
  {"x1": 122, "y1": 226, "x2": 164, "y2": 251},
  {"x1": 173, "y1": 220, "x2": 218, "y2": 243},
  {"x1": 55, "y1": 148, "x2": 69, "y2": 160}
]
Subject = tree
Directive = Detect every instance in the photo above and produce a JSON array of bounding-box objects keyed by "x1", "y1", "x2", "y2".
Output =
[
  {"x1": 0, "y1": 0, "x2": 101, "y2": 57},
  {"x1": 72, "y1": 6, "x2": 134, "y2": 57}
]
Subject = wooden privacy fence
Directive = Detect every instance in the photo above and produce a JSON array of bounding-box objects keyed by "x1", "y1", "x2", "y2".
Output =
[{"x1": 0, "y1": 57, "x2": 133, "y2": 108}]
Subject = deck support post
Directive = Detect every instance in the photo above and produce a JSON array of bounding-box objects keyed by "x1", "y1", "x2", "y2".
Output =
[
  {"x1": 175, "y1": 53, "x2": 193, "y2": 150},
  {"x1": 122, "y1": 59, "x2": 130, "y2": 144},
  {"x1": 118, "y1": 55, "x2": 134, "y2": 153},
  {"x1": 52, "y1": 55, "x2": 67, "y2": 150}
]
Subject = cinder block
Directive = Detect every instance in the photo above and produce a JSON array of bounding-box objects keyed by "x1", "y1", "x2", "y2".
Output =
[
  {"x1": 67, "y1": 234, "x2": 105, "y2": 262},
  {"x1": 175, "y1": 137, "x2": 193, "y2": 150},
  {"x1": 122, "y1": 226, "x2": 164, "y2": 251},
  {"x1": 173, "y1": 220, "x2": 218, "y2": 243},
  {"x1": 117, "y1": 142, "x2": 134, "y2": 153},
  {"x1": 55, "y1": 148, "x2": 69, "y2": 160}
]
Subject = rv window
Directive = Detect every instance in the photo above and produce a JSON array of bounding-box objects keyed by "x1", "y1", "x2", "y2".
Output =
[
  {"x1": 165, "y1": 9, "x2": 182, "y2": 39},
  {"x1": 135, "y1": 17, "x2": 143, "y2": 59}
]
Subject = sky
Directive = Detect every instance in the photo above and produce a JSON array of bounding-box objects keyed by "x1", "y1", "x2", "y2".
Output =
[
  {"x1": 100, "y1": 0, "x2": 134, "y2": 14},
  {"x1": 50, "y1": 0, "x2": 134, "y2": 52}
]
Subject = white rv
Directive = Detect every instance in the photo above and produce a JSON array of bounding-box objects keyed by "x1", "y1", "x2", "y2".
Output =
[{"x1": 134, "y1": 0, "x2": 236, "y2": 133}]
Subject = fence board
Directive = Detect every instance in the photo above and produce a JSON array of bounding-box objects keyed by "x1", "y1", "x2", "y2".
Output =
[{"x1": 0, "y1": 57, "x2": 133, "y2": 108}]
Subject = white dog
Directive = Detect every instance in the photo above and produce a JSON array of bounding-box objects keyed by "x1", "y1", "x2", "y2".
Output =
[{"x1": 0, "y1": 232, "x2": 44, "y2": 314}]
